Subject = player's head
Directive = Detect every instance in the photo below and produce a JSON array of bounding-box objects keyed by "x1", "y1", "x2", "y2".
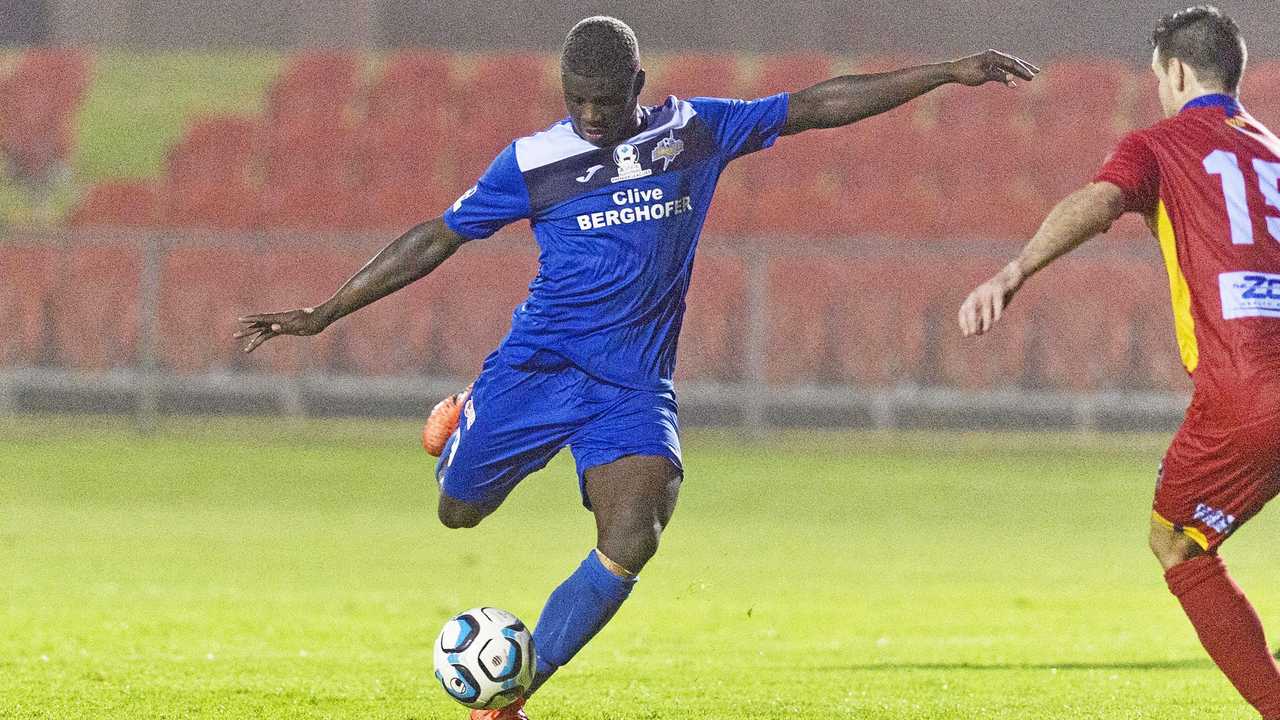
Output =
[
  {"x1": 1150, "y1": 5, "x2": 1247, "y2": 117},
  {"x1": 560, "y1": 16, "x2": 646, "y2": 147}
]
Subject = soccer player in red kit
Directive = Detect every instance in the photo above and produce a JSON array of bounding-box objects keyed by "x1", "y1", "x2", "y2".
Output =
[{"x1": 959, "y1": 5, "x2": 1280, "y2": 717}]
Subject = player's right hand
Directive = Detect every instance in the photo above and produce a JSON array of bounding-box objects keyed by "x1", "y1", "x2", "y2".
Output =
[
  {"x1": 234, "y1": 306, "x2": 329, "y2": 353},
  {"x1": 958, "y1": 262, "x2": 1024, "y2": 338}
]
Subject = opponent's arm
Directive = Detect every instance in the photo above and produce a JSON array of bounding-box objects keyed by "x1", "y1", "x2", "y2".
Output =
[
  {"x1": 781, "y1": 50, "x2": 1039, "y2": 136},
  {"x1": 958, "y1": 182, "x2": 1128, "y2": 338},
  {"x1": 236, "y1": 217, "x2": 465, "y2": 352}
]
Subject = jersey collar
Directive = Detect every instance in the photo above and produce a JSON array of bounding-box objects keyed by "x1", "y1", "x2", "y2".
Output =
[{"x1": 1181, "y1": 93, "x2": 1242, "y2": 117}]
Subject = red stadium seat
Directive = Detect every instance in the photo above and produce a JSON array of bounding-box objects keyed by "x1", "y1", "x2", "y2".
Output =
[
  {"x1": 156, "y1": 244, "x2": 263, "y2": 373},
  {"x1": 236, "y1": 245, "x2": 356, "y2": 375},
  {"x1": 0, "y1": 244, "x2": 61, "y2": 367},
  {"x1": 168, "y1": 115, "x2": 258, "y2": 185},
  {"x1": 0, "y1": 50, "x2": 91, "y2": 184},
  {"x1": 163, "y1": 179, "x2": 260, "y2": 230},
  {"x1": 262, "y1": 120, "x2": 355, "y2": 189},
  {"x1": 336, "y1": 248, "x2": 439, "y2": 376},
  {"x1": 1243, "y1": 60, "x2": 1280, "y2": 129},
  {"x1": 676, "y1": 254, "x2": 749, "y2": 382},
  {"x1": 1126, "y1": 260, "x2": 1193, "y2": 392},
  {"x1": 48, "y1": 244, "x2": 141, "y2": 371},
  {"x1": 747, "y1": 132, "x2": 852, "y2": 237},
  {"x1": 1022, "y1": 258, "x2": 1147, "y2": 391},
  {"x1": 645, "y1": 53, "x2": 742, "y2": 104},
  {"x1": 415, "y1": 249, "x2": 538, "y2": 377},
  {"x1": 367, "y1": 50, "x2": 456, "y2": 124},
  {"x1": 259, "y1": 180, "x2": 358, "y2": 231},
  {"x1": 70, "y1": 180, "x2": 159, "y2": 227},
  {"x1": 747, "y1": 53, "x2": 834, "y2": 97},
  {"x1": 1032, "y1": 60, "x2": 1135, "y2": 200},
  {"x1": 353, "y1": 115, "x2": 453, "y2": 208},
  {"x1": 826, "y1": 115, "x2": 942, "y2": 239},
  {"x1": 933, "y1": 257, "x2": 1033, "y2": 390},
  {"x1": 357, "y1": 164, "x2": 461, "y2": 230},
  {"x1": 455, "y1": 53, "x2": 555, "y2": 181},
  {"x1": 266, "y1": 50, "x2": 360, "y2": 126},
  {"x1": 765, "y1": 254, "x2": 933, "y2": 387}
]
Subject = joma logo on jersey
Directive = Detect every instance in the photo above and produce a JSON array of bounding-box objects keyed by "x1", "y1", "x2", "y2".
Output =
[
  {"x1": 651, "y1": 131, "x2": 684, "y2": 171},
  {"x1": 1193, "y1": 503, "x2": 1236, "y2": 533}
]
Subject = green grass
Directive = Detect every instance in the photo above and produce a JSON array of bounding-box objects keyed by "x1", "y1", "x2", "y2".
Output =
[{"x1": 2, "y1": 418, "x2": 1277, "y2": 718}]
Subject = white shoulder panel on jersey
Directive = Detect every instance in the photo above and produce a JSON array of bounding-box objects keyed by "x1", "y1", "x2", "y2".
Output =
[
  {"x1": 513, "y1": 97, "x2": 700, "y2": 173},
  {"x1": 514, "y1": 121, "x2": 595, "y2": 173}
]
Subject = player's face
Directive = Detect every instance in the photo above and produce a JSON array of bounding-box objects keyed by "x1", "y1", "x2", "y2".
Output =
[{"x1": 562, "y1": 69, "x2": 645, "y2": 147}]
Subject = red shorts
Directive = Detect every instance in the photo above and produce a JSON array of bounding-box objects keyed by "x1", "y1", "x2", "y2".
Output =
[{"x1": 1154, "y1": 384, "x2": 1280, "y2": 551}]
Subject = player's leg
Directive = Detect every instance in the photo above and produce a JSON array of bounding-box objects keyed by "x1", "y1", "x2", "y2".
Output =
[
  {"x1": 525, "y1": 378, "x2": 682, "y2": 695},
  {"x1": 433, "y1": 361, "x2": 578, "y2": 530},
  {"x1": 527, "y1": 455, "x2": 682, "y2": 694},
  {"x1": 1152, "y1": 403, "x2": 1280, "y2": 719}
]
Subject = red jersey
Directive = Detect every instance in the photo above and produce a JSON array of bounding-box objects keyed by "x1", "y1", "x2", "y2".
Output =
[{"x1": 1096, "y1": 94, "x2": 1280, "y2": 392}]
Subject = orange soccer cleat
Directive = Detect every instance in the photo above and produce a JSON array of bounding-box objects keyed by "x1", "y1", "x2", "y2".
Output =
[
  {"x1": 422, "y1": 384, "x2": 472, "y2": 457},
  {"x1": 469, "y1": 697, "x2": 528, "y2": 720}
]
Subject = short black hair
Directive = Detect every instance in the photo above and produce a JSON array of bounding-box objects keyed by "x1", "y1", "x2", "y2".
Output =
[
  {"x1": 1151, "y1": 5, "x2": 1246, "y2": 91},
  {"x1": 561, "y1": 16, "x2": 639, "y2": 78}
]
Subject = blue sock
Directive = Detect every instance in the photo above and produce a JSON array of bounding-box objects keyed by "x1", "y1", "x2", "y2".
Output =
[{"x1": 531, "y1": 550, "x2": 635, "y2": 687}]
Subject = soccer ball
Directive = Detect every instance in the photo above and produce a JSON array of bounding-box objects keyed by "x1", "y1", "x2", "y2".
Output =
[{"x1": 433, "y1": 607, "x2": 536, "y2": 710}]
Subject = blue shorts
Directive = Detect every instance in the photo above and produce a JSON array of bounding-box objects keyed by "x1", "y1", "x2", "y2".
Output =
[{"x1": 437, "y1": 353, "x2": 682, "y2": 511}]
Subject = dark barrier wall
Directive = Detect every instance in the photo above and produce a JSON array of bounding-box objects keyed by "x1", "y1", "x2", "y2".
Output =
[{"x1": 50, "y1": 1, "x2": 1280, "y2": 58}]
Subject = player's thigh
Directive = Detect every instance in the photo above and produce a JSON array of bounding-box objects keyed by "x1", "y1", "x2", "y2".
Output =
[
  {"x1": 438, "y1": 360, "x2": 580, "y2": 513},
  {"x1": 1153, "y1": 395, "x2": 1280, "y2": 552},
  {"x1": 570, "y1": 382, "x2": 683, "y2": 515}
]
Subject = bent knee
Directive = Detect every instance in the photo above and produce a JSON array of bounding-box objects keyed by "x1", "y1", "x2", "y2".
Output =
[
  {"x1": 599, "y1": 515, "x2": 665, "y2": 573},
  {"x1": 438, "y1": 498, "x2": 487, "y2": 529},
  {"x1": 1148, "y1": 522, "x2": 1205, "y2": 570}
]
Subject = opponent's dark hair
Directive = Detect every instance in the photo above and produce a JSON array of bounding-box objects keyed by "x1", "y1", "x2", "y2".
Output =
[
  {"x1": 561, "y1": 16, "x2": 640, "y2": 78},
  {"x1": 1151, "y1": 5, "x2": 1246, "y2": 91}
]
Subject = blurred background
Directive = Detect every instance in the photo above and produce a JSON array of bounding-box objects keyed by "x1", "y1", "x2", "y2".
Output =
[{"x1": 2, "y1": 0, "x2": 1277, "y2": 431}]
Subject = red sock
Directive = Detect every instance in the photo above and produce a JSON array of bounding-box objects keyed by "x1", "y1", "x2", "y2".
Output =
[{"x1": 1166, "y1": 555, "x2": 1280, "y2": 719}]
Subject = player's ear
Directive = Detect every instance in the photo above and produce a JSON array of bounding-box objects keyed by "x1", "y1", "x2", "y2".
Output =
[
  {"x1": 1171, "y1": 58, "x2": 1187, "y2": 93},
  {"x1": 632, "y1": 69, "x2": 646, "y2": 100}
]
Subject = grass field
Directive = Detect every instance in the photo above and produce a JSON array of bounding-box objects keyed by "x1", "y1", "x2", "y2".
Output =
[{"x1": 3, "y1": 418, "x2": 1277, "y2": 719}]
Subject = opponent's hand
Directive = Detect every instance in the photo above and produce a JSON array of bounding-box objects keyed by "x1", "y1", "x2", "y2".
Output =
[
  {"x1": 946, "y1": 50, "x2": 1040, "y2": 88},
  {"x1": 234, "y1": 306, "x2": 329, "y2": 353},
  {"x1": 959, "y1": 262, "x2": 1024, "y2": 338}
]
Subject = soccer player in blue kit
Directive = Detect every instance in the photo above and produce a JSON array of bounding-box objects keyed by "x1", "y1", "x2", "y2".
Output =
[{"x1": 237, "y1": 17, "x2": 1037, "y2": 718}]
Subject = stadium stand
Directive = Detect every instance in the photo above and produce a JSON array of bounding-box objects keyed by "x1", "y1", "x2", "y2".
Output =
[
  {"x1": 9, "y1": 49, "x2": 1213, "y2": 396},
  {"x1": 0, "y1": 243, "x2": 61, "y2": 366},
  {"x1": 0, "y1": 49, "x2": 90, "y2": 196},
  {"x1": 69, "y1": 179, "x2": 159, "y2": 227},
  {"x1": 675, "y1": 254, "x2": 749, "y2": 382},
  {"x1": 48, "y1": 243, "x2": 142, "y2": 371}
]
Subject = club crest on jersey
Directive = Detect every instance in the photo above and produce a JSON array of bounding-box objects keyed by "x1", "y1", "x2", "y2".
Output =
[
  {"x1": 610, "y1": 143, "x2": 652, "y2": 183},
  {"x1": 651, "y1": 130, "x2": 684, "y2": 171}
]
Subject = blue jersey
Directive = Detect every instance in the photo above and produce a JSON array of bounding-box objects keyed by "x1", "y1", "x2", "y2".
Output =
[{"x1": 443, "y1": 93, "x2": 789, "y2": 391}]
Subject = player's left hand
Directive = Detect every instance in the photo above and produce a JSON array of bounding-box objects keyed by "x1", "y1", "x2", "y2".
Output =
[
  {"x1": 959, "y1": 262, "x2": 1025, "y2": 338},
  {"x1": 947, "y1": 50, "x2": 1040, "y2": 88}
]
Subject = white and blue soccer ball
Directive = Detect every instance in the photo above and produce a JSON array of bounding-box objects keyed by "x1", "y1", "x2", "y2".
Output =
[{"x1": 433, "y1": 607, "x2": 536, "y2": 710}]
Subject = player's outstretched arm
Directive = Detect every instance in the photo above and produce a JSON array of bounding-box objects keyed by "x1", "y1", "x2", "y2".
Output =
[
  {"x1": 781, "y1": 50, "x2": 1039, "y2": 136},
  {"x1": 958, "y1": 182, "x2": 1127, "y2": 338},
  {"x1": 235, "y1": 217, "x2": 465, "y2": 353}
]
